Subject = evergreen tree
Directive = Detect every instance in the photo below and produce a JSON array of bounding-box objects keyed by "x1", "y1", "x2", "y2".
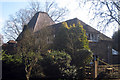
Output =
[
  {"x1": 52, "y1": 21, "x2": 92, "y2": 79},
  {"x1": 53, "y1": 21, "x2": 90, "y2": 53},
  {"x1": 66, "y1": 21, "x2": 90, "y2": 54}
]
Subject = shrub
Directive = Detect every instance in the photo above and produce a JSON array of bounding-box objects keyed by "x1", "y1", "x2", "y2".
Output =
[{"x1": 41, "y1": 50, "x2": 77, "y2": 78}]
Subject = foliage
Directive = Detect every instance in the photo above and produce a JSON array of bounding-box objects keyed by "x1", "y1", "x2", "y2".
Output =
[
  {"x1": 1, "y1": 50, "x2": 26, "y2": 80},
  {"x1": 1, "y1": 51, "x2": 22, "y2": 64},
  {"x1": 72, "y1": 49, "x2": 92, "y2": 68},
  {"x1": 2, "y1": 51, "x2": 14, "y2": 63},
  {"x1": 112, "y1": 30, "x2": 120, "y2": 53},
  {"x1": 2, "y1": 26, "x2": 53, "y2": 80},
  {"x1": 16, "y1": 27, "x2": 51, "y2": 80},
  {"x1": 2, "y1": 49, "x2": 42, "y2": 79},
  {"x1": 55, "y1": 22, "x2": 92, "y2": 79},
  {"x1": 52, "y1": 22, "x2": 92, "y2": 78},
  {"x1": 53, "y1": 21, "x2": 90, "y2": 54},
  {"x1": 53, "y1": 23, "x2": 69, "y2": 51},
  {"x1": 71, "y1": 49, "x2": 93, "y2": 79},
  {"x1": 2, "y1": 21, "x2": 92, "y2": 79},
  {"x1": 68, "y1": 22, "x2": 89, "y2": 51},
  {"x1": 41, "y1": 50, "x2": 77, "y2": 78}
]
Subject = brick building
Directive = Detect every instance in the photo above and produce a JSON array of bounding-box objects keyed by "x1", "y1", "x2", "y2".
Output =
[{"x1": 17, "y1": 12, "x2": 113, "y2": 64}]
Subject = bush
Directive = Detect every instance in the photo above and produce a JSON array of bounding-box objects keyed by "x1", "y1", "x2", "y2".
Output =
[
  {"x1": 71, "y1": 49, "x2": 93, "y2": 79},
  {"x1": 40, "y1": 50, "x2": 77, "y2": 78},
  {"x1": 1, "y1": 51, "x2": 26, "y2": 80}
]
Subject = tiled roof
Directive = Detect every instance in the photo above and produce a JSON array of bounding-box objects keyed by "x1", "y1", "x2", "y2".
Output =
[
  {"x1": 49, "y1": 18, "x2": 112, "y2": 41},
  {"x1": 7, "y1": 40, "x2": 17, "y2": 44},
  {"x1": 16, "y1": 12, "x2": 55, "y2": 41},
  {"x1": 17, "y1": 12, "x2": 112, "y2": 41},
  {"x1": 27, "y1": 12, "x2": 55, "y2": 32}
]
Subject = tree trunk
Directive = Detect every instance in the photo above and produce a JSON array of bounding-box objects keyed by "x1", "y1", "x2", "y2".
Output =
[
  {"x1": 26, "y1": 75, "x2": 30, "y2": 80},
  {"x1": 25, "y1": 66, "x2": 32, "y2": 80}
]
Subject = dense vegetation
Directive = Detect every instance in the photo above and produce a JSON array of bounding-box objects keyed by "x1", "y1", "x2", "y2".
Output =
[{"x1": 2, "y1": 22, "x2": 92, "y2": 80}]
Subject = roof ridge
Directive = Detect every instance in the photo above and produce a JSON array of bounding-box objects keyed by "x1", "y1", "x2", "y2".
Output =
[{"x1": 50, "y1": 18, "x2": 112, "y2": 41}]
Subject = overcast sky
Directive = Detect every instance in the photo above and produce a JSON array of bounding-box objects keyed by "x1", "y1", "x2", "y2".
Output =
[{"x1": 0, "y1": 0, "x2": 118, "y2": 42}]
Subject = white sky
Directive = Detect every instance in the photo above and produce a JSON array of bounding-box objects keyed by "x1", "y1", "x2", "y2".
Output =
[{"x1": 0, "y1": 2, "x2": 2, "y2": 34}]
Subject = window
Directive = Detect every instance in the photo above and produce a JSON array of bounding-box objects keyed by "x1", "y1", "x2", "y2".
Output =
[
  {"x1": 92, "y1": 34, "x2": 94, "y2": 40},
  {"x1": 112, "y1": 49, "x2": 118, "y2": 55},
  {"x1": 87, "y1": 33, "x2": 99, "y2": 42},
  {"x1": 88, "y1": 33, "x2": 90, "y2": 40}
]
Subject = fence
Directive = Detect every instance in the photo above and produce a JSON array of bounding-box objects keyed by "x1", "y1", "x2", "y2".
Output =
[{"x1": 85, "y1": 59, "x2": 120, "y2": 79}]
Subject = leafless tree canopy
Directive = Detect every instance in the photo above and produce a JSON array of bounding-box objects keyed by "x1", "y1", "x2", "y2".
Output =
[
  {"x1": 4, "y1": 9, "x2": 33, "y2": 40},
  {"x1": 81, "y1": 0, "x2": 120, "y2": 31},
  {"x1": 4, "y1": 1, "x2": 68, "y2": 41}
]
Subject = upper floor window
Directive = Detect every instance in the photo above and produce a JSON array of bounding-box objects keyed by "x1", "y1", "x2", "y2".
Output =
[{"x1": 87, "y1": 33, "x2": 99, "y2": 42}]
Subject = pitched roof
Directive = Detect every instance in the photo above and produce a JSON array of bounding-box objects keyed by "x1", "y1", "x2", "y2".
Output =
[
  {"x1": 49, "y1": 18, "x2": 112, "y2": 41},
  {"x1": 7, "y1": 40, "x2": 17, "y2": 44},
  {"x1": 28, "y1": 12, "x2": 55, "y2": 32},
  {"x1": 17, "y1": 13, "x2": 112, "y2": 41},
  {"x1": 99, "y1": 33, "x2": 112, "y2": 41},
  {"x1": 16, "y1": 12, "x2": 55, "y2": 41}
]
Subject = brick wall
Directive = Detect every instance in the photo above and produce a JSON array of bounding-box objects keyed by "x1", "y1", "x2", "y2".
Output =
[
  {"x1": 112, "y1": 55, "x2": 120, "y2": 64},
  {"x1": 89, "y1": 40, "x2": 113, "y2": 64}
]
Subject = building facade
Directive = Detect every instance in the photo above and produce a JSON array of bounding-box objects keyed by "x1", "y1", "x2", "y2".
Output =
[{"x1": 17, "y1": 12, "x2": 113, "y2": 64}]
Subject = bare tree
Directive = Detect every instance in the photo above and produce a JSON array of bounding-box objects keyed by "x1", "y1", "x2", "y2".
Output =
[
  {"x1": 4, "y1": 0, "x2": 68, "y2": 41},
  {"x1": 90, "y1": 1, "x2": 119, "y2": 30},
  {"x1": 79, "y1": 0, "x2": 120, "y2": 31},
  {"x1": 28, "y1": 1, "x2": 68, "y2": 22},
  {"x1": 4, "y1": 9, "x2": 34, "y2": 40}
]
